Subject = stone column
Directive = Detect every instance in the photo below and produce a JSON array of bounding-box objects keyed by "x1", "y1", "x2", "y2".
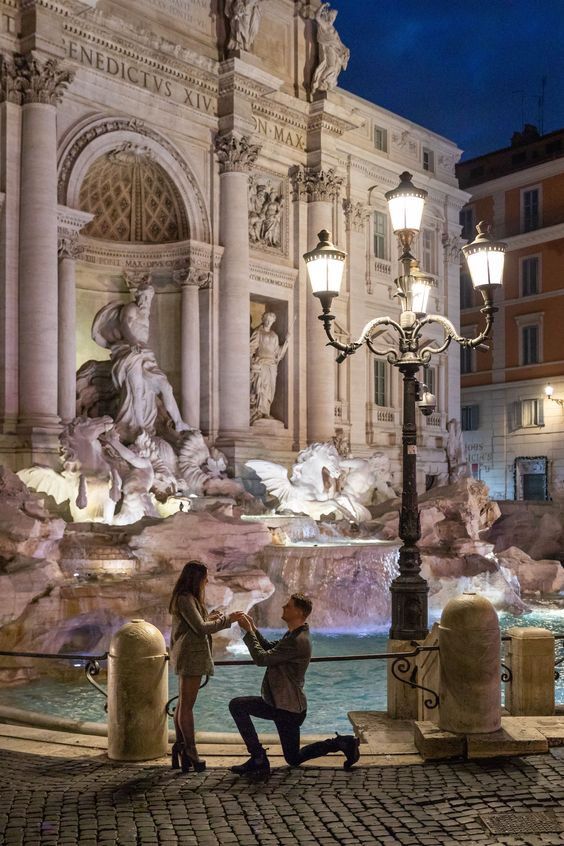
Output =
[
  {"x1": 214, "y1": 133, "x2": 260, "y2": 438},
  {"x1": 17, "y1": 54, "x2": 73, "y2": 434},
  {"x1": 297, "y1": 167, "x2": 342, "y2": 444},
  {"x1": 174, "y1": 268, "x2": 212, "y2": 429},
  {"x1": 0, "y1": 57, "x2": 22, "y2": 433},
  {"x1": 505, "y1": 627, "x2": 555, "y2": 716},
  {"x1": 57, "y1": 237, "x2": 79, "y2": 424}
]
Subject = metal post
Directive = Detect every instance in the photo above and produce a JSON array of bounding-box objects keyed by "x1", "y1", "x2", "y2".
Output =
[{"x1": 389, "y1": 362, "x2": 429, "y2": 640}]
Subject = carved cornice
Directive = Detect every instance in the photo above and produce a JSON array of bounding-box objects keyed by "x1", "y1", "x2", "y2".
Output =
[
  {"x1": 290, "y1": 166, "x2": 343, "y2": 203},
  {"x1": 3, "y1": 53, "x2": 74, "y2": 106},
  {"x1": 252, "y1": 100, "x2": 308, "y2": 134},
  {"x1": 57, "y1": 204, "x2": 94, "y2": 235},
  {"x1": 79, "y1": 236, "x2": 222, "y2": 273},
  {"x1": 342, "y1": 199, "x2": 370, "y2": 233},
  {"x1": 63, "y1": 13, "x2": 218, "y2": 97},
  {"x1": 214, "y1": 133, "x2": 261, "y2": 174}
]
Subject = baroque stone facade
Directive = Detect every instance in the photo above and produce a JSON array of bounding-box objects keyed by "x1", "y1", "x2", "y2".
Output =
[{"x1": 0, "y1": 0, "x2": 466, "y2": 486}]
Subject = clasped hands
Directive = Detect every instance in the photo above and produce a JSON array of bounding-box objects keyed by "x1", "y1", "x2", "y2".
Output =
[{"x1": 231, "y1": 610, "x2": 256, "y2": 632}]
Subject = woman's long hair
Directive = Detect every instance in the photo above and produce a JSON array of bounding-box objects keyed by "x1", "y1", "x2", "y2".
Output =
[{"x1": 169, "y1": 561, "x2": 208, "y2": 614}]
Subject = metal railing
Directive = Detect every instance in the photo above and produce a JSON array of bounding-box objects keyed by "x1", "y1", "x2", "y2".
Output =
[{"x1": 1, "y1": 634, "x2": 563, "y2": 720}]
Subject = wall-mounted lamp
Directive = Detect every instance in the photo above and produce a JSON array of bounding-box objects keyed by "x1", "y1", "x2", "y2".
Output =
[{"x1": 545, "y1": 384, "x2": 564, "y2": 408}]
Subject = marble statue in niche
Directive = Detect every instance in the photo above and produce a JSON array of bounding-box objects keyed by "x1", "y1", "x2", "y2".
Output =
[
  {"x1": 311, "y1": 2, "x2": 350, "y2": 94},
  {"x1": 225, "y1": 0, "x2": 264, "y2": 52},
  {"x1": 249, "y1": 311, "x2": 290, "y2": 425},
  {"x1": 248, "y1": 177, "x2": 284, "y2": 249},
  {"x1": 90, "y1": 282, "x2": 192, "y2": 443}
]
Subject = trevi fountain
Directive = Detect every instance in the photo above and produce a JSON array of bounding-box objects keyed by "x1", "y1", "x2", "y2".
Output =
[{"x1": 0, "y1": 285, "x2": 563, "y2": 730}]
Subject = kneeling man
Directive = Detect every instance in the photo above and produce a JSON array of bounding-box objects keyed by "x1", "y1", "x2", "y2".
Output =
[{"x1": 229, "y1": 593, "x2": 360, "y2": 777}]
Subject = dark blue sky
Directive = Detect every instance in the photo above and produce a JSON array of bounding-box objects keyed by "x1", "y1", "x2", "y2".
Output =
[{"x1": 334, "y1": 1, "x2": 564, "y2": 161}]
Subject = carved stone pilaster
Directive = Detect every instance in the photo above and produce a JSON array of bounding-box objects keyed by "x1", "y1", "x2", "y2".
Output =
[
  {"x1": 342, "y1": 199, "x2": 370, "y2": 233},
  {"x1": 7, "y1": 53, "x2": 74, "y2": 106},
  {"x1": 442, "y1": 232, "x2": 463, "y2": 263},
  {"x1": 58, "y1": 234, "x2": 83, "y2": 260},
  {"x1": 214, "y1": 133, "x2": 261, "y2": 174},
  {"x1": 291, "y1": 166, "x2": 343, "y2": 203}
]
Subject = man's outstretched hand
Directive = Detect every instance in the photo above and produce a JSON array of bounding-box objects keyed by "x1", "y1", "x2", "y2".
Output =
[{"x1": 233, "y1": 612, "x2": 256, "y2": 633}]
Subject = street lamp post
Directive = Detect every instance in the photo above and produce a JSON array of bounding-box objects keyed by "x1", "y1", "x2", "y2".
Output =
[{"x1": 304, "y1": 171, "x2": 506, "y2": 641}]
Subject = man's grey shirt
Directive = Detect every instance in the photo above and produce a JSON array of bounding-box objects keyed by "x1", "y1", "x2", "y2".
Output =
[{"x1": 243, "y1": 624, "x2": 312, "y2": 713}]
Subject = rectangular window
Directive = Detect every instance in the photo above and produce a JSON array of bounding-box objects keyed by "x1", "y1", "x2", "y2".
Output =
[
  {"x1": 421, "y1": 228, "x2": 436, "y2": 274},
  {"x1": 461, "y1": 405, "x2": 480, "y2": 431},
  {"x1": 374, "y1": 126, "x2": 388, "y2": 152},
  {"x1": 373, "y1": 212, "x2": 388, "y2": 260},
  {"x1": 460, "y1": 269, "x2": 475, "y2": 309},
  {"x1": 460, "y1": 346, "x2": 473, "y2": 374},
  {"x1": 459, "y1": 207, "x2": 474, "y2": 241},
  {"x1": 521, "y1": 256, "x2": 539, "y2": 296},
  {"x1": 373, "y1": 360, "x2": 388, "y2": 406},
  {"x1": 422, "y1": 147, "x2": 434, "y2": 172},
  {"x1": 514, "y1": 399, "x2": 544, "y2": 428},
  {"x1": 522, "y1": 325, "x2": 539, "y2": 365},
  {"x1": 522, "y1": 188, "x2": 539, "y2": 231}
]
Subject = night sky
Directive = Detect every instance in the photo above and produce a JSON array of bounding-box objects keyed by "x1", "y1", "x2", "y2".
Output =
[{"x1": 333, "y1": 1, "x2": 564, "y2": 161}]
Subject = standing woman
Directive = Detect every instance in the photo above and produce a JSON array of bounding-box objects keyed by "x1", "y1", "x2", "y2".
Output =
[{"x1": 169, "y1": 560, "x2": 238, "y2": 772}]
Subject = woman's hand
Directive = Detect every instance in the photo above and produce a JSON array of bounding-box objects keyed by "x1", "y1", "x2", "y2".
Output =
[{"x1": 228, "y1": 610, "x2": 245, "y2": 624}]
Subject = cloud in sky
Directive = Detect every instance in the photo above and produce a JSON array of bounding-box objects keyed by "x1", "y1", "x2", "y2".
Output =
[{"x1": 334, "y1": 0, "x2": 564, "y2": 159}]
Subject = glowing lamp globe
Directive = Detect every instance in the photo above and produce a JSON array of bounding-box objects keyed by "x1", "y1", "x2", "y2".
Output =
[{"x1": 462, "y1": 222, "x2": 506, "y2": 290}]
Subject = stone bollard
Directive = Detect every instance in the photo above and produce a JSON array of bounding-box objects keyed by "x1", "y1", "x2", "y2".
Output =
[
  {"x1": 505, "y1": 627, "x2": 555, "y2": 716},
  {"x1": 108, "y1": 619, "x2": 169, "y2": 761},
  {"x1": 438, "y1": 592, "x2": 501, "y2": 734}
]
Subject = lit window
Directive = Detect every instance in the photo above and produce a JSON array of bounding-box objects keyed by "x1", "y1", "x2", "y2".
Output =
[
  {"x1": 461, "y1": 405, "x2": 479, "y2": 431},
  {"x1": 522, "y1": 325, "x2": 539, "y2": 365},
  {"x1": 521, "y1": 256, "x2": 539, "y2": 296},
  {"x1": 374, "y1": 126, "x2": 388, "y2": 152},
  {"x1": 373, "y1": 360, "x2": 388, "y2": 407},
  {"x1": 522, "y1": 188, "x2": 540, "y2": 231},
  {"x1": 373, "y1": 212, "x2": 388, "y2": 260},
  {"x1": 422, "y1": 147, "x2": 434, "y2": 172},
  {"x1": 423, "y1": 365, "x2": 435, "y2": 397}
]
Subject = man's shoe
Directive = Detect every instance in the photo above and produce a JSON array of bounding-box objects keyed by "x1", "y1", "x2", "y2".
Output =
[
  {"x1": 231, "y1": 751, "x2": 270, "y2": 779},
  {"x1": 335, "y1": 734, "x2": 360, "y2": 769}
]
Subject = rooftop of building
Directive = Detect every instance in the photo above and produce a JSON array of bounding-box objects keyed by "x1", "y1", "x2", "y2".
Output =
[{"x1": 457, "y1": 124, "x2": 564, "y2": 189}]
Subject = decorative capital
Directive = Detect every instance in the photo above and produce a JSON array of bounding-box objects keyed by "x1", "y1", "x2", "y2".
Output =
[
  {"x1": 0, "y1": 55, "x2": 23, "y2": 105},
  {"x1": 7, "y1": 53, "x2": 74, "y2": 106},
  {"x1": 214, "y1": 133, "x2": 261, "y2": 174},
  {"x1": 290, "y1": 166, "x2": 343, "y2": 203},
  {"x1": 342, "y1": 199, "x2": 370, "y2": 232},
  {"x1": 58, "y1": 234, "x2": 83, "y2": 260},
  {"x1": 173, "y1": 266, "x2": 212, "y2": 288},
  {"x1": 442, "y1": 232, "x2": 463, "y2": 263},
  {"x1": 123, "y1": 270, "x2": 152, "y2": 291}
]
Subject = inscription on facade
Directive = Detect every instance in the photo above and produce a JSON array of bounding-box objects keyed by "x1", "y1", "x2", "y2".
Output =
[
  {"x1": 150, "y1": 0, "x2": 210, "y2": 30},
  {"x1": 64, "y1": 40, "x2": 216, "y2": 114},
  {"x1": 254, "y1": 116, "x2": 305, "y2": 150}
]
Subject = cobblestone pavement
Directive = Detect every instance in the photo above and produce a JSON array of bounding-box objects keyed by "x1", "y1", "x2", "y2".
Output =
[{"x1": 1, "y1": 746, "x2": 564, "y2": 846}]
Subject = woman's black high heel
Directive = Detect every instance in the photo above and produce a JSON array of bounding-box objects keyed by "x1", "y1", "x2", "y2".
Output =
[
  {"x1": 171, "y1": 741, "x2": 183, "y2": 770},
  {"x1": 182, "y1": 749, "x2": 206, "y2": 773}
]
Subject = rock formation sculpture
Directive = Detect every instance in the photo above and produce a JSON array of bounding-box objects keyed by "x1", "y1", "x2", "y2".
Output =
[
  {"x1": 247, "y1": 443, "x2": 396, "y2": 522},
  {"x1": 311, "y1": 2, "x2": 350, "y2": 95},
  {"x1": 250, "y1": 312, "x2": 290, "y2": 425}
]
